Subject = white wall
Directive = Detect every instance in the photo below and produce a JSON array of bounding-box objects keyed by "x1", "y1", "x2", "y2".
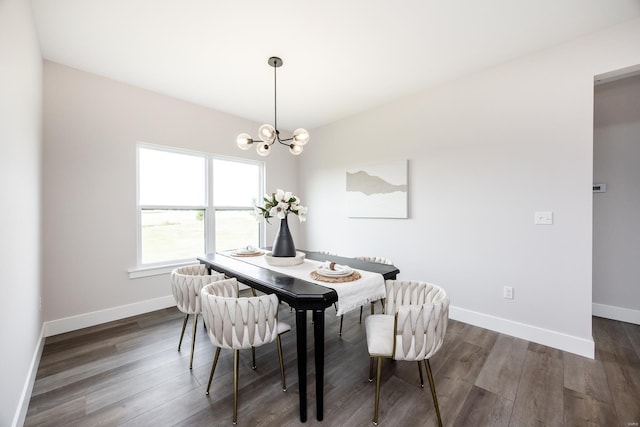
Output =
[
  {"x1": 42, "y1": 61, "x2": 299, "y2": 326},
  {"x1": 593, "y1": 74, "x2": 640, "y2": 324},
  {"x1": 0, "y1": 0, "x2": 42, "y2": 425},
  {"x1": 299, "y1": 18, "x2": 640, "y2": 358}
]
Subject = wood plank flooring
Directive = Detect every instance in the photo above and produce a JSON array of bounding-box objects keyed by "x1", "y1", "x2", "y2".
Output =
[{"x1": 25, "y1": 304, "x2": 640, "y2": 426}]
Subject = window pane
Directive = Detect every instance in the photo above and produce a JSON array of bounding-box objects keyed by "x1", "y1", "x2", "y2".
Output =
[
  {"x1": 139, "y1": 148, "x2": 205, "y2": 206},
  {"x1": 141, "y1": 209, "x2": 205, "y2": 263},
  {"x1": 215, "y1": 210, "x2": 259, "y2": 251},
  {"x1": 213, "y1": 159, "x2": 259, "y2": 206}
]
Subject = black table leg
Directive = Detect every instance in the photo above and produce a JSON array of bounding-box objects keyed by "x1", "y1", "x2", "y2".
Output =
[
  {"x1": 313, "y1": 309, "x2": 325, "y2": 421},
  {"x1": 296, "y1": 309, "x2": 308, "y2": 422}
]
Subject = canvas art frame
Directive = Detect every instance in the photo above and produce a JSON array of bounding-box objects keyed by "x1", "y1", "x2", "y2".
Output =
[{"x1": 346, "y1": 159, "x2": 408, "y2": 218}]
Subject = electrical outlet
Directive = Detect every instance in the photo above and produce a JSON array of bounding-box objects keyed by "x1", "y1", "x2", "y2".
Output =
[
  {"x1": 503, "y1": 286, "x2": 514, "y2": 299},
  {"x1": 535, "y1": 211, "x2": 553, "y2": 225}
]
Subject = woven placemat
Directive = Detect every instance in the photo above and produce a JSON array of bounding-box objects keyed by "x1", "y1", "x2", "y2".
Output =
[
  {"x1": 310, "y1": 270, "x2": 361, "y2": 283},
  {"x1": 230, "y1": 251, "x2": 264, "y2": 257}
]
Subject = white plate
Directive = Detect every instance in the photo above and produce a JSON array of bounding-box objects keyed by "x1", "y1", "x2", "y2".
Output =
[{"x1": 316, "y1": 267, "x2": 353, "y2": 277}]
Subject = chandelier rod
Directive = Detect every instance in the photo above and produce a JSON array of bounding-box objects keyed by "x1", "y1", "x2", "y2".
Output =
[
  {"x1": 270, "y1": 57, "x2": 293, "y2": 146},
  {"x1": 273, "y1": 57, "x2": 278, "y2": 137}
]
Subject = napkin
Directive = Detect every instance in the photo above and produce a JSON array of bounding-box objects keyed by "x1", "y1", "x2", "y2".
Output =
[{"x1": 321, "y1": 261, "x2": 350, "y2": 272}]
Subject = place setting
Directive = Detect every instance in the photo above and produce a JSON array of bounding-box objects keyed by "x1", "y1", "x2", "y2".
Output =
[
  {"x1": 311, "y1": 261, "x2": 361, "y2": 283},
  {"x1": 230, "y1": 245, "x2": 264, "y2": 257}
]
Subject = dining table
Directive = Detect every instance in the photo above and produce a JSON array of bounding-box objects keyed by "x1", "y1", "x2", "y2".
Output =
[{"x1": 197, "y1": 250, "x2": 399, "y2": 422}]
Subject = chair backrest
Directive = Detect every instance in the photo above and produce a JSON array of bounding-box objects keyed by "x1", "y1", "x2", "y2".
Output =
[
  {"x1": 354, "y1": 256, "x2": 393, "y2": 265},
  {"x1": 171, "y1": 264, "x2": 226, "y2": 314},
  {"x1": 384, "y1": 280, "x2": 445, "y2": 315},
  {"x1": 384, "y1": 280, "x2": 449, "y2": 361},
  {"x1": 316, "y1": 250, "x2": 337, "y2": 256},
  {"x1": 201, "y1": 278, "x2": 281, "y2": 350}
]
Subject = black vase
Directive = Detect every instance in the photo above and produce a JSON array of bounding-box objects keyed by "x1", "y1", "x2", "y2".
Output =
[{"x1": 272, "y1": 216, "x2": 296, "y2": 257}]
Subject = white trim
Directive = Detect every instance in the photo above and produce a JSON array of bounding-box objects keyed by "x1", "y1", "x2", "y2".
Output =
[
  {"x1": 449, "y1": 305, "x2": 595, "y2": 359},
  {"x1": 134, "y1": 142, "x2": 264, "y2": 270},
  {"x1": 593, "y1": 303, "x2": 640, "y2": 325},
  {"x1": 206, "y1": 156, "x2": 214, "y2": 254},
  {"x1": 44, "y1": 295, "x2": 176, "y2": 337},
  {"x1": 128, "y1": 260, "x2": 198, "y2": 279},
  {"x1": 12, "y1": 325, "x2": 45, "y2": 427},
  {"x1": 594, "y1": 63, "x2": 640, "y2": 85}
]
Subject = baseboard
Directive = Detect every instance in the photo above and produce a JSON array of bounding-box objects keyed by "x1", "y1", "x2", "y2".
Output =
[
  {"x1": 593, "y1": 303, "x2": 640, "y2": 325},
  {"x1": 12, "y1": 325, "x2": 45, "y2": 427},
  {"x1": 44, "y1": 295, "x2": 176, "y2": 337},
  {"x1": 449, "y1": 305, "x2": 595, "y2": 359},
  {"x1": 14, "y1": 297, "x2": 175, "y2": 425}
]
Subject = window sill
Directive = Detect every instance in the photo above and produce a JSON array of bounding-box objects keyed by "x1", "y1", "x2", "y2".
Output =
[{"x1": 128, "y1": 260, "x2": 199, "y2": 279}]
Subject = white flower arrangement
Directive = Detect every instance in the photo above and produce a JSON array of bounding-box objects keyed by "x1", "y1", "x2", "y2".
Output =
[{"x1": 255, "y1": 189, "x2": 308, "y2": 223}]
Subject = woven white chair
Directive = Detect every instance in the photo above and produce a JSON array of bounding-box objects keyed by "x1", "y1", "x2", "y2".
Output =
[
  {"x1": 171, "y1": 264, "x2": 226, "y2": 369},
  {"x1": 356, "y1": 256, "x2": 393, "y2": 266},
  {"x1": 201, "y1": 277, "x2": 290, "y2": 424},
  {"x1": 337, "y1": 256, "x2": 394, "y2": 337},
  {"x1": 316, "y1": 250, "x2": 337, "y2": 255},
  {"x1": 365, "y1": 280, "x2": 449, "y2": 426}
]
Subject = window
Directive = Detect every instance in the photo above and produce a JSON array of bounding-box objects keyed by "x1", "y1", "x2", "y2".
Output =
[
  {"x1": 136, "y1": 144, "x2": 263, "y2": 269},
  {"x1": 212, "y1": 159, "x2": 261, "y2": 251}
]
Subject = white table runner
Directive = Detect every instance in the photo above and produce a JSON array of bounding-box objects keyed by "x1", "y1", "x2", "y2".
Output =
[{"x1": 222, "y1": 252, "x2": 385, "y2": 316}]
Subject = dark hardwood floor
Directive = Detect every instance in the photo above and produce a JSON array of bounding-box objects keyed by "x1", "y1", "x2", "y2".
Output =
[{"x1": 25, "y1": 302, "x2": 640, "y2": 426}]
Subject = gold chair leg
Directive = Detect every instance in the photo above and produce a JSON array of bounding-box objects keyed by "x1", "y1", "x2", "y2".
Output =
[
  {"x1": 276, "y1": 335, "x2": 287, "y2": 391},
  {"x1": 189, "y1": 314, "x2": 198, "y2": 369},
  {"x1": 251, "y1": 347, "x2": 256, "y2": 370},
  {"x1": 206, "y1": 347, "x2": 221, "y2": 395},
  {"x1": 178, "y1": 313, "x2": 188, "y2": 351},
  {"x1": 233, "y1": 349, "x2": 239, "y2": 424},
  {"x1": 424, "y1": 359, "x2": 443, "y2": 427},
  {"x1": 418, "y1": 361, "x2": 424, "y2": 388},
  {"x1": 339, "y1": 315, "x2": 344, "y2": 337},
  {"x1": 373, "y1": 357, "x2": 383, "y2": 425},
  {"x1": 369, "y1": 357, "x2": 375, "y2": 382},
  {"x1": 251, "y1": 288, "x2": 257, "y2": 297}
]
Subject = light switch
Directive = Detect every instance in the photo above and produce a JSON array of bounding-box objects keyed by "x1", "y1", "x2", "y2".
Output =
[{"x1": 535, "y1": 211, "x2": 553, "y2": 225}]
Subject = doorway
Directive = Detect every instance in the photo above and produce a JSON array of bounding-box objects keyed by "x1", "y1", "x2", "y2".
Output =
[{"x1": 592, "y1": 68, "x2": 640, "y2": 326}]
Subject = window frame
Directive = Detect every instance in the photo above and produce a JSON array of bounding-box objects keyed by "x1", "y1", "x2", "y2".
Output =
[{"x1": 131, "y1": 143, "x2": 264, "y2": 278}]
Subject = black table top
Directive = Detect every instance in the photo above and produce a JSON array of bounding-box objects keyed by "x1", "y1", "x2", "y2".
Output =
[{"x1": 197, "y1": 250, "x2": 400, "y2": 311}]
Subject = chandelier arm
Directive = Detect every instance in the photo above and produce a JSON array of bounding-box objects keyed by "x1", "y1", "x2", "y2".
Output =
[{"x1": 277, "y1": 137, "x2": 294, "y2": 144}]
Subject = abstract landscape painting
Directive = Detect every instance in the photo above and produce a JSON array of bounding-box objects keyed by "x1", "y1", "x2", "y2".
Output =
[{"x1": 346, "y1": 159, "x2": 408, "y2": 218}]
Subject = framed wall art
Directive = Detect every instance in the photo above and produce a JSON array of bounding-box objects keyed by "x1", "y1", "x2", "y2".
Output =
[{"x1": 346, "y1": 159, "x2": 408, "y2": 218}]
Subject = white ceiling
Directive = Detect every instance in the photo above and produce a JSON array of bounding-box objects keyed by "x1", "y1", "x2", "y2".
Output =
[{"x1": 31, "y1": 0, "x2": 640, "y2": 131}]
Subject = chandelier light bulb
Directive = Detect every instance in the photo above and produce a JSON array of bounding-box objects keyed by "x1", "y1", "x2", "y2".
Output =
[
  {"x1": 258, "y1": 124, "x2": 276, "y2": 143},
  {"x1": 236, "y1": 133, "x2": 253, "y2": 150},
  {"x1": 292, "y1": 128, "x2": 310, "y2": 146},
  {"x1": 257, "y1": 142, "x2": 271, "y2": 156},
  {"x1": 289, "y1": 144, "x2": 303, "y2": 155}
]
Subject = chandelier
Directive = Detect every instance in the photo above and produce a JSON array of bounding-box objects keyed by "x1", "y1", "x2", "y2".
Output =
[{"x1": 236, "y1": 57, "x2": 310, "y2": 156}]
